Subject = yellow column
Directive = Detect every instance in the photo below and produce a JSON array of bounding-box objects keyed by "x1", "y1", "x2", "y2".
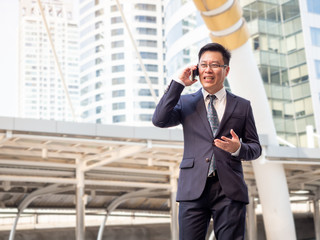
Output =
[{"x1": 193, "y1": 0, "x2": 249, "y2": 50}]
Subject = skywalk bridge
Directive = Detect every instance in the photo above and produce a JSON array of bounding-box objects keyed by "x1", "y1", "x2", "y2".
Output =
[{"x1": 0, "y1": 117, "x2": 319, "y2": 239}]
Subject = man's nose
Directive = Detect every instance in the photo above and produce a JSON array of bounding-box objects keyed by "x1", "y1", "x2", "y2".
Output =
[{"x1": 204, "y1": 66, "x2": 213, "y2": 72}]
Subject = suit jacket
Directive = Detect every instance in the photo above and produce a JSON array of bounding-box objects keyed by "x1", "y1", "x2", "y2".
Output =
[{"x1": 152, "y1": 80, "x2": 261, "y2": 204}]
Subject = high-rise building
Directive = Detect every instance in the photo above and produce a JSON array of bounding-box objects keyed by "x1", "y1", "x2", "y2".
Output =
[
  {"x1": 298, "y1": 0, "x2": 320, "y2": 143},
  {"x1": 18, "y1": 0, "x2": 79, "y2": 121},
  {"x1": 79, "y1": 0, "x2": 165, "y2": 126},
  {"x1": 241, "y1": 0, "x2": 319, "y2": 147},
  {"x1": 165, "y1": 0, "x2": 320, "y2": 147},
  {"x1": 164, "y1": 0, "x2": 209, "y2": 94}
]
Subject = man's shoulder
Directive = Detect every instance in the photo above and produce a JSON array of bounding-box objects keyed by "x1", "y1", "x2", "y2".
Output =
[
  {"x1": 227, "y1": 91, "x2": 250, "y2": 104},
  {"x1": 181, "y1": 88, "x2": 202, "y2": 99}
]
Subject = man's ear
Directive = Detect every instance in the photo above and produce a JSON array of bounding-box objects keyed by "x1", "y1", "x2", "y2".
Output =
[{"x1": 225, "y1": 66, "x2": 230, "y2": 76}]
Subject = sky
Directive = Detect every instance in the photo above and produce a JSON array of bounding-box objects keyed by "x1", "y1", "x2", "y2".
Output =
[{"x1": 0, "y1": 0, "x2": 19, "y2": 117}]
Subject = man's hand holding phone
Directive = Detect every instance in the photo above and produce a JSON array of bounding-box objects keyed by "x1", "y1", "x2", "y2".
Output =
[{"x1": 178, "y1": 65, "x2": 198, "y2": 86}]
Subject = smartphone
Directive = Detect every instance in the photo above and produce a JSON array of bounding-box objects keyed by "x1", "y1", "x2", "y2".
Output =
[{"x1": 191, "y1": 65, "x2": 199, "y2": 81}]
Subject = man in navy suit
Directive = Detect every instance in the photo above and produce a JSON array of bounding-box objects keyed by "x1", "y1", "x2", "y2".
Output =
[{"x1": 152, "y1": 43, "x2": 261, "y2": 240}]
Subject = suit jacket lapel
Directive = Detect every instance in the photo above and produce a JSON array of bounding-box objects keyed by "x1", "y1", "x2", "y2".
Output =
[
  {"x1": 192, "y1": 89, "x2": 213, "y2": 138},
  {"x1": 216, "y1": 91, "x2": 238, "y2": 136}
]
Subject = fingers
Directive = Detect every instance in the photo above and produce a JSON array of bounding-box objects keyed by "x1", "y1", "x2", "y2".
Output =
[
  {"x1": 230, "y1": 129, "x2": 239, "y2": 140},
  {"x1": 178, "y1": 65, "x2": 198, "y2": 86},
  {"x1": 214, "y1": 129, "x2": 240, "y2": 153}
]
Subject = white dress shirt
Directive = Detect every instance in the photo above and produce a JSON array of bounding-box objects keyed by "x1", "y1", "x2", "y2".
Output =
[
  {"x1": 173, "y1": 79, "x2": 240, "y2": 156},
  {"x1": 202, "y1": 87, "x2": 226, "y2": 123},
  {"x1": 202, "y1": 87, "x2": 240, "y2": 156}
]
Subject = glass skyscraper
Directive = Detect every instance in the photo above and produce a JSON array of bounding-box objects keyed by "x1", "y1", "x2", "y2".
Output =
[{"x1": 241, "y1": 0, "x2": 320, "y2": 147}]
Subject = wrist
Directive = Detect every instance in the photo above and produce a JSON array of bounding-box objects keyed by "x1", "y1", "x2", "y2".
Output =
[{"x1": 173, "y1": 78, "x2": 186, "y2": 87}]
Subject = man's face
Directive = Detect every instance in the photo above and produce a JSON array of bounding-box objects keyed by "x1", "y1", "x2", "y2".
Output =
[{"x1": 198, "y1": 51, "x2": 230, "y2": 94}]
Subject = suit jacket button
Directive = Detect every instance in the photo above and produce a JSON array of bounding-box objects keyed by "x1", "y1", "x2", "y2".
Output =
[{"x1": 206, "y1": 158, "x2": 210, "y2": 162}]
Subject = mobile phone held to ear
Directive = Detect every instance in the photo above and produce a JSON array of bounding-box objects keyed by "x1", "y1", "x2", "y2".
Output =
[{"x1": 191, "y1": 65, "x2": 199, "y2": 81}]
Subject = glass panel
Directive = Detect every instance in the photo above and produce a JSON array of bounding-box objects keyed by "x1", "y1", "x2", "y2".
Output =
[
  {"x1": 310, "y1": 27, "x2": 320, "y2": 47},
  {"x1": 282, "y1": 0, "x2": 300, "y2": 21},
  {"x1": 304, "y1": 97, "x2": 313, "y2": 115},
  {"x1": 315, "y1": 60, "x2": 320, "y2": 78},
  {"x1": 307, "y1": 0, "x2": 320, "y2": 14}
]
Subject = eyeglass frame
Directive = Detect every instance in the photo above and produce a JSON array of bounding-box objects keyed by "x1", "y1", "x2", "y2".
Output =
[{"x1": 198, "y1": 63, "x2": 228, "y2": 69}]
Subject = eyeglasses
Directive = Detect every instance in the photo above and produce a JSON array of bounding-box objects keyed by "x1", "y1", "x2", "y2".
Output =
[{"x1": 199, "y1": 63, "x2": 228, "y2": 69}]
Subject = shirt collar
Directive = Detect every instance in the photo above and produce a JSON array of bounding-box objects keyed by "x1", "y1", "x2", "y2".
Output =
[{"x1": 202, "y1": 87, "x2": 226, "y2": 101}]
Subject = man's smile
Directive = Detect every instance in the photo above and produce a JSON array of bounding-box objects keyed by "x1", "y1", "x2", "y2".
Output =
[{"x1": 204, "y1": 76, "x2": 214, "y2": 80}]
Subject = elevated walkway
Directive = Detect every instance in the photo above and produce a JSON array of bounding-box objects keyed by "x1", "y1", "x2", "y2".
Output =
[{"x1": 0, "y1": 117, "x2": 319, "y2": 239}]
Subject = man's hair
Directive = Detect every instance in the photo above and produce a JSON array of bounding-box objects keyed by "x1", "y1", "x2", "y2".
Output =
[{"x1": 198, "y1": 43, "x2": 231, "y2": 65}]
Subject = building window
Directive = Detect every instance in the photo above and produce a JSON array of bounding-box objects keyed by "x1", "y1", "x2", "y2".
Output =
[
  {"x1": 315, "y1": 60, "x2": 320, "y2": 78},
  {"x1": 95, "y1": 94, "x2": 103, "y2": 101},
  {"x1": 113, "y1": 115, "x2": 126, "y2": 122},
  {"x1": 136, "y1": 64, "x2": 158, "y2": 72},
  {"x1": 137, "y1": 40, "x2": 157, "y2": 47},
  {"x1": 112, "y1": 53, "x2": 124, "y2": 60},
  {"x1": 138, "y1": 101, "x2": 156, "y2": 109},
  {"x1": 111, "y1": 40, "x2": 124, "y2": 48},
  {"x1": 310, "y1": 27, "x2": 320, "y2": 47},
  {"x1": 136, "y1": 27, "x2": 157, "y2": 35},
  {"x1": 111, "y1": 28, "x2": 124, "y2": 36},
  {"x1": 112, "y1": 77, "x2": 125, "y2": 85},
  {"x1": 81, "y1": 110, "x2": 89, "y2": 118},
  {"x1": 112, "y1": 90, "x2": 125, "y2": 97},
  {"x1": 138, "y1": 114, "x2": 152, "y2": 121},
  {"x1": 96, "y1": 106, "x2": 102, "y2": 114},
  {"x1": 111, "y1": 16, "x2": 122, "y2": 24},
  {"x1": 81, "y1": 86, "x2": 89, "y2": 95},
  {"x1": 95, "y1": 82, "x2": 102, "y2": 89},
  {"x1": 307, "y1": 0, "x2": 320, "y2": 14},
  {"x1": 96, "y1": 69, "x2": 103, "y2": 77},
  {"x1": 140, "y1": 52, "x2": 158, "y2": 60},
  {"x1": 135, "y1": 4, "x2": 156, "y2": 11},
  {"x1": 111, "y1": 4, "x2": 121, "y2": 12},
  {"x1": 135, "y1": 16, "x2": 156, "y2": 23},
  {"x1": 113, "y1": 102, "x2": 125, "y2": 110},
  {"x1": 112, "y1": 65, "x2": 125, "y2": 72},
  {"x1": 95, "y1": 21, "x2": 103, "y2": 30},
  {"x1": 281, "y1": 0, "x2": 300, "y2": 21},
  {"x1": 138, "y1": 89, "x2": 158, "y2": 96},
  {"x1": 137, "y1": 76, "x2": 158, "y2": 84},
  {"x1": 95, "y1": 9, "x2": 104, "y2": 17}
]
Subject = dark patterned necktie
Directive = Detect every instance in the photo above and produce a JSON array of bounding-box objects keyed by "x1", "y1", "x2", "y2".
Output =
[{"x1": 207, "y1": 95, "x2": 219, "y2": 176}]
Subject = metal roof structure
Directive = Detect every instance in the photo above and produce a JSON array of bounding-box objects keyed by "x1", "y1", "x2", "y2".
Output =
[
  {"x1": 0, "y1": 117, "x2": 320, "y2": 238},
  {"x1": 0, "y1": 117, "x2": 183, "y2": 211}
]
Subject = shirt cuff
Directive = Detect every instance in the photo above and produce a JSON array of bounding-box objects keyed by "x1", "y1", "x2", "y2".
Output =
[
  {"x1": 173, "y1": 78, "x2": 185, "y2": 87},
  {"x1": 231, "y1": 144, "x2": 241, "y2": 157}
]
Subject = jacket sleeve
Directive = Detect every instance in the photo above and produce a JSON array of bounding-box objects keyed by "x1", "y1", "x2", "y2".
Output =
[
  {"x1": 152, "y1": 80, "x2": 185, "y2": 128},
  {"x1": 238, "y1": 102, "x2": 262, "y2": 161}
]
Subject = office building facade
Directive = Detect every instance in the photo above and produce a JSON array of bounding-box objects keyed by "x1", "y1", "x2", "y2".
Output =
[
  {"x1": 298, "y1": 0, "x2": 320, "y2": 144},
  {"x1": 79, "y1": 0, "x2": 164, "y2": 126},
  {"x1": 18, "y1": 0, "x2": 79, "y2": 121},
  {"x1": 241, "y1": 0, "x2": 320, "y2": 147}
]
